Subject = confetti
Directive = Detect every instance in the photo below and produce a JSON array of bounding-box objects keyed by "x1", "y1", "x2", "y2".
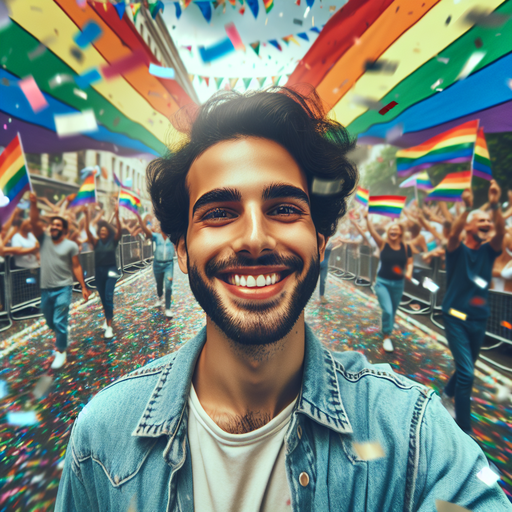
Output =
[
  {"x1": 469, "y1": 296, "x2": 486, "y2": 307},
  {"x1": 73, "y1": 88, "x2": 88, "y2": 100},
  {"x1": 48, "y1": 73, "x2": 74, "y2": 88},
  {"x1": 378, "y1": 101, "x2": 398, "y2": 115},
  {"x1": 352, "y1": 95, "x2": 383, "y2": 111},
  {"x1": 477, "y1": 466, "x2": 500, "y2": 486},
  {"x1": 199, "y1": 38, "x2": 236, "y2": 63},
  {"x1": 463, "y1": 8, "x2": 510, "y2": 28},
  {"x1": 392, "y1": 266, "x2": 403, "y2": 276},
  {"x1": 410, "y1": 278, "x2": 420, "y2": 286},
  {"x1": 311, "y1": 178, "x2": 344, "y2": 195},
  {"x1": 364, "y1": 60, "x2": 398, "y2": 74},
  {"x1": 18, "y1": 76, "x2": 48, "y2": 113},
  {"x1": 74, "y1": 68, "x2": 102, "y2": 89},
  {"x1": 385, "y1": 124, "x2": 404, "y2": 143},
  {"x1": 0, "y1": 0, "x2": 10, "y2": 30},
  {"x1": 352, "y1": 441, "x2": 385, "y2": 461},
  {"x1": 423, "y1": 277, "x2": 439, "y2": 293},
  {"x1": 32, "y1": 375, "x2": 53, "y2": 399},
  {"x1": 501, "y1": 320, "x2": 512, "y2": 329},
  {"x1": 101, "y1": 49, "x2": 147, "y2": 80},
  {"x1": 431, "y1": 78, "x2": 443, "y2": 90},
  {"x1": 7, "y1": 410, "x2": 40, "y2": 426},
  {"x1": 73, "y1": 20, "x2": 102, "y2": 49},
  {"x1": 0, "y1": 190, "x2": 9, "y2": 207},
  {"x1": 70, "y1": 46, "x2": 85, "y2": 63},
  {"x1": 27, "y1": 43, "x2": 47, "y2": 60},
  {"x1": 435, "y1": 501, "x2": 471, "y2": 512},
  {"x1": 26, "y1": 277, "x2": 36, "y2": 284},
  {"x1": 148, "y1": 63, "x2": 175, "y2": 80},
  {"x1": 0, "y1": 379, "x2": 7, "y2": 399},
  {"x1": 456, "y1": 52, "x2": 486, "y2": 81},
  {"x1": 449, "y1": 308, "x2": 467, "y2": 321},
  {"x1": 293, "y1": 18, "x2": 303, "y2": 25},
  {"x1": 225, "y1": 22, "x2": 245, "y2": 51},
  {"x1": 54, "y1": 109, "x2": 98, "y2": 137},
  {"x1": 473, "y1": 276, "x2": 488, "y2": 289}
]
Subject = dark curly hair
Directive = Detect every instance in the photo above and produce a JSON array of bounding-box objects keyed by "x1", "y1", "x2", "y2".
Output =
[{"x1": 147, "y1": 86, "x2": 358, "y2": 245}]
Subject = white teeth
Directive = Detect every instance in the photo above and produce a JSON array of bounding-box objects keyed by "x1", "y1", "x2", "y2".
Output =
[
  {"x1": 226, "y1": 272, "x2": 283, "y2": 288},
  {"x1": 235, "y1": 275, "x2": 240, "y2": 286},
  {"x1": 246, "y1": 276, "x2": 256, "y2": 287},
  {"x1": 271, "y1": 274, "x2": 276, "y2": 285},
  {"x1": 256, "y1": 275, "x2": 266, "y2": 287},
  {"x1": 240, "y1": 276, "x2": 247, "y2": 287},
  {"x1": 266, "y1": 275, "x2": 271, "y2": 286}
]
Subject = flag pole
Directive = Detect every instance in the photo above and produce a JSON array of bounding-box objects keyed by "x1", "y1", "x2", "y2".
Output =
[{"x1": 17, "y1": 132, "x2": 34, "y2": 192}]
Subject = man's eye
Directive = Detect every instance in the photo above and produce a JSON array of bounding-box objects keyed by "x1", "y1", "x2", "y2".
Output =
[
  {"x1": 270, "y1": 205, "x2": 303, "y2": 216},
  {"x1": 202, "y1": 208, "x2": 235, "y2": 221}
]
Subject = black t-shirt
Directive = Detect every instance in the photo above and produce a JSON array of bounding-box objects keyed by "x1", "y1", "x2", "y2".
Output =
[
  {"x1": 377, "y1": 242, "x2": 412, "y2": 280},
  {"x1": 94, "y1": 235, "x2": 119, "y2": 268}
]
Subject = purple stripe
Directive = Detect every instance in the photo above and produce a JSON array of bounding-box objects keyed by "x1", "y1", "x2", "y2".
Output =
[
  {"x1": 472, "y1": 170, "x2": 493, "y2": 181},
  {"x1": 0, "y1": 185, "x2": 30, "y2": 224}
]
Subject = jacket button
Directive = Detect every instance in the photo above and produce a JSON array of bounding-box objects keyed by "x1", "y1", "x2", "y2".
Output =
[
  {"x1": 115, "y1": 476, "x2": 120, "y2": 485},
  {"x1": 297, "y1": 425, "x2": 302, "y2": 439},
  {"x1": 299, "y1": 472, "x2": 309, "y2": 487}
]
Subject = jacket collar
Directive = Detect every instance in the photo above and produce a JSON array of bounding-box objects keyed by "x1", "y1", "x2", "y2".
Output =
[{"x1": 133, "y1": 322, "x2": 352, "y2": 438}]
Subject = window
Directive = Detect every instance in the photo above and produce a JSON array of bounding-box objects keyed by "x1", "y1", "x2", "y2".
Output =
[
  {"x1": 112, "y1": 157, "x2": 116, "y2": 179},
  {"x1": 140, "y1": 24, "x2": 144, "y2": 38},
  {"x1": 96, "y1": 153, "x2": 101, "y2": 166},
  {"x1": 119, "y1": 162, "x2": 124, "y2": 183},
  {"x1": 77, "y1": 151, "x2": 86, "y2": 181}
]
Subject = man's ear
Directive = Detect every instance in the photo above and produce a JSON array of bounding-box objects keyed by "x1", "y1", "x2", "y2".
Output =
[
  {"x1": 176, "y1": 236, "x2": 189, "y2": 274},
  {"x1": 318, "y1": 233, "x2": 327, "y2": 263}
]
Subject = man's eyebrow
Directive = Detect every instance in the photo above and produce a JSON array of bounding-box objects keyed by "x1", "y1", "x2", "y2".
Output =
[
  {"x1": 192, "y1": 188, "x2": 242, "y2": 217},
  {"x1": 262, "y1": 183, "x2": 310, "y2": 206}
]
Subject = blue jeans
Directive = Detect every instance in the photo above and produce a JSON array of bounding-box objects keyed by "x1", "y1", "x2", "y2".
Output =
[
  {"x1": 41, "y1": 286, "x2": 72, "y2": 351},
  {"x1": 442, "y1": 314, "x2": 487, "y2": 434},
  {"x1": 153, "y1": 260, "x2": 173, "y2": 308},
  {"x1": 374, "y1": 277, "x2": 404, "y2": 336},
  {"x1": 95, "y1": 266, "x2": 119, "y2": 321}
]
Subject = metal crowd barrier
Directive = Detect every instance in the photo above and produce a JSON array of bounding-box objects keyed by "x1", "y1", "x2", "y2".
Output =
[
  {"x1": 0, "y1": 235, "x2": 153, "y2": 328},
  {"x1": 329, "y1": 247, "x2": 512, "y2": 349}
]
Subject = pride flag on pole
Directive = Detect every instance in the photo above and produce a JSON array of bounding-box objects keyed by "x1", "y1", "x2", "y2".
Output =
[
  {"x1": 399, "y1": 171, "x2": 433, "y2": 191},
  {"x1": 119, "y1": 189, "x2": 141, "y2": 214},
  {"x1": 69, "y1": 174, "x2": 97, "y2": 207},
  {"x1": 424, "y1": 171, "x2": 472, "y2": 202},
  {"x1": 368, "y1": 195, "x2": 407, "y2": 218},
  {"x1": 396, "y1": 120, "x2": 478, "y2": 177},
  {"x1": 472, "y1": 128, "x2": 492, "y2": 181},
  {"x1": 354, "y1": 186, "x2": 369, "y2": 206},
  {"x1": 0, "y1": 134, "x2": 32, "y2": 223}
]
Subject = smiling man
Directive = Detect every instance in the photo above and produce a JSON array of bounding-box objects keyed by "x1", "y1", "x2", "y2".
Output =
[
  {"x1": 441, "y1": 181, "x2": 505, "y2": 436},
  {"x1": 55, "y1": 89, "x2": 511, "y2": 511}
]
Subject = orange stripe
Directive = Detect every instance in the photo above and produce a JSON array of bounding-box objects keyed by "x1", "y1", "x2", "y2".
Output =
[
  {"x1": 0, "y1": 144, "x2": 22, "y2": 177},
  {"x1": 316, "y1": 0, "x2": 440, "y2": 108}
]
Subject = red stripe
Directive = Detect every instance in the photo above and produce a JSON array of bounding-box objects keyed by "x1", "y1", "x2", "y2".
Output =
[{"x1": 0, "y1": 135, "x2": 22, "y2": 171}]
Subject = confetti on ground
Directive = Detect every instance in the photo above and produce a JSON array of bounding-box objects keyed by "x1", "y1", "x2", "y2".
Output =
[{"x1": 0, "y1": 268, "x2": 510, "y2": 510}]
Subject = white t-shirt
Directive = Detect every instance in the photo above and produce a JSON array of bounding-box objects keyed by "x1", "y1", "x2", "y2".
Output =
[
  {"x1": 188, "y1": 385, "x2": 296, "y2": 512},
  {"x1": 11, "y1": 232, "x2": 39, "y2": 269}
]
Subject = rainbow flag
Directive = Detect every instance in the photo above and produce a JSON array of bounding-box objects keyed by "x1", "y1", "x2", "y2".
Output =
[
  {"x1": 263, "y1": 0, "x2": 274, "y2": 13},
  {"x1": 119, "y1": 189, "x2": 141, "y2": 214},
  {"x1": 69, "y1": 174, "x2": 96, "y2": 207},
  {"x1": 399, "y1": 171, "x2": 433, "y2": 191},
  {"x1": 354, "y1": 186, "x2": 369, "y2": 206},
  {"x1": 368, "y1": 195, "x2": 407, "y2": 218},
  {"x1": 396, "y1": 120, "x2": 478, "y2": 177},
  {"x1": 424, "y1": 171, "x2": 472, "y2": 202},
  {"x1": 0, "y1": 134, "x2": 32, "y2": 224},
  {"x1": 472, "y1": 128, "x2": 492, "y2": 181}
]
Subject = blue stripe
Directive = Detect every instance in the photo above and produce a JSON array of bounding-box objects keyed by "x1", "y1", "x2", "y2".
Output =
[{"x1": 396, "y1": 148, "x2": 474, "y2": 171}]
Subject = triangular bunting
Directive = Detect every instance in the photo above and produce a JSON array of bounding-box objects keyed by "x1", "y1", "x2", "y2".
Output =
[
  {"x1": 229, "y1": 77, "x2": 239, "y2": 89},
  {"x1": 268, "y1": 40, "x2": 282, "y2": 51},
  {"x1": 149, "y1": 1, "x2": 164, "y2": 19},
  {"x1": 246, "y1": 0, "x2": 259, "y2": 18},
  {"x1": 204, "y1": 76, "x2": 210, "y2": 87},
  {"x1": 182, "y1": 0, "x2": 192, "y2": 9},
  {"x1": 196, "y1": 1, "x2": 213, "y2": 22},
  {"x1": 130, "y1": 3, "x2": 141, "y2": 22},
  {"x1": 297, "y1": 32, "x2": 309, "y2": 42},
  {"x1": 258, "y1": 77, "x2": 266, "y2": 87},
  {"x1": 282, "y1": 35, "x2": 300, "y2": 46},
  {"x1": 174, "y1": 2, "x2": 182, "y2": 19},
  {"x1": 262, "y1": 0, "x2": 273, "y2": 14},
  {"x1": 188, "y1": 74, "x2": 195, "y2": 83},
  {"x1": 243, "y1": 77, "x2": 252, "y2": 90},
  {"x1": 215, "y1": 77, "x2": 224, "y2": 89},
  {"x1": 249, "y1": 42, "x2": 260, "y2": 56},
  {"x1": 306, "y1": 0, "x2": 315, "y2": 7},
  {"x1": 310, "y1": 27, "x2": 321, "y2": 33},
  {"x1": 198, "y1": 76, "x2": 204, "y2": 84},
  {"x1": 114, "y1": 1, "x2": 126, "y2": 19}
]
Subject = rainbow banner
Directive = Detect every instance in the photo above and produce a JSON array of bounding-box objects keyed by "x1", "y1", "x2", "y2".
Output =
[
  {"x1": 396, "y1": 120, "x2": 478, "y2": 177},
  {"x1": 69, "y1": 174, "x2": 96, "y2": 207},
  {"x1": 0, "y1": 134, "x2": 32, "y2": 224},
  {"x1": 424, "y1": 171, "x2": 472, "y2": 202},
  {"x1": 472, "y1": 128, "x2": 492, "y2": 181},
  {"x1": 354, "y1": 186, "x2": 369, "y2": 206},
  {"x1": 262, "y1": 0, "x2": 274, "y2": 13},
  {"x1": 368, "y1": 195, "x2": 407, "y2": 218},
  {"x1": 399, "y1": 171, "x2": 433, "y2": 191},
  {"x1": 119, "y1": 189, "x2": 141, "y2": 214}
]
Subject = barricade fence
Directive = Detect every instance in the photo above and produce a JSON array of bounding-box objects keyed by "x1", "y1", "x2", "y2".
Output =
[
  {"x1": 328, "y1": 243, "x2": 512, "y2": 346},
  {"x1": 0, "y1": 234, "x2": 154, "y2": 331}
]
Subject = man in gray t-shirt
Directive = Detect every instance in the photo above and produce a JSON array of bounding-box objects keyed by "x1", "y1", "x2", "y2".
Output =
[{"x1": 29, "y1": 193, "x2": 91, "y2": 369}]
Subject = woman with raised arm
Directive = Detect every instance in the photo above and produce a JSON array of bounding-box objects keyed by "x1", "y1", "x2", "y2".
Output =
[
  {"x1": 85, "y1": 204, "x2": 122, "y2": 339},
  {"x1": 364, "y1": 210, "x2": 413, "y2": 353}
]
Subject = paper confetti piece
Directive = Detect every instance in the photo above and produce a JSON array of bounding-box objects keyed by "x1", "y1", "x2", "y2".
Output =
[
  {"x1": 449, "y1": 308, "x2": 467, "y2": 321},
  {"x1": 148, "y1": 63, "x2": 175, "y2": 79},
  {"x1": 385, "y1": 124, "x2": 403, "y2": 143},
  {"x1": 293, "y1": 18, "x2": 303, "y2": 25},
  {"x1": 74, "y1": 68, "x2": 102, "y2": 89},
  {"x1": 352, "y1": 95, "x2": 383, "y2": 111},
  {"x1": 32, "y1": 375, "x2": 53, "y2": 399},
  {"x1": 49, "y1": 73, "x2": 75, "y2": 88},
  {"x1": 225, "y1": 22, "x2": 245, "y2": 51},
  {"x1": 378, "y1": 101, "x2": 398, "y2": 115},
  {"x1": 364, "y1": 60, "x2": 398, "y2": 74},
  {"x1": 352, "y1": 441, "x2": 385, "y2": 461},
  {"x1": 7, "y1": 410, "x2": 40, "y2": 426},
  {"x1": 456, "y1": 51, "x2": 486, "y2": 81},
  {"x1": 392, "y1": 266, "x2": 403, "y2": 276},
  {"x1": 73, "y1": 88, "x2": 88, "y2": 100},
  {"x1": 27, "y1": 43, "x2": 47, "y2": 61},
  {"x1": 469, "y1": 296, "x2": 486, "y2": 307},
  {"x1": 473, "y1": 276, "x2": 488, "y2": 289},
  {"x1": 73, "y1": 20, "x2": 102, "y2": 49},
  {"x1": 311, "y1": 178, "x2": 344, "y2": 195},
  {"x1": 501, "y1": 320, "x2": 512, "y2": 329},
  {"x1": 54, "y1": 110, "x2": 98, "y2": 137},
  {"x1": 435, "y1": 501, "x2": 471, "y2": 512},
  {"x1": 0, "y1": 190, "x2": 10, "y2": 207},
  {"x1": 410, "y1": 278, "x2": 420, "y2": 286},
  {"x1": 199, "y1": 38, "x2": 235, "y2": 63},
  {"x1": 70, "y1": 46, "x2": 85, "y2": 63},
  {"x1": 423, "y1": 277, "x2": 439, "y2": 293},
  {"x1": 0, "y1": 379, "x2": 7, "y2": 399},
  {"x1": 0, "y1": 0, "x2": 11, "y2": 31},
  {"x1": 101, "y1": 49, "x2": 147, "y2": 80},
  {"x1": 463, "y1": 8, "x2": 510, "y2": 28},
  {"x1": 477, "y1": 466, "x2": 500, "y2": 486},
  {"x1": 18, "y1": 76, "x2": 48, "y2": 113}
]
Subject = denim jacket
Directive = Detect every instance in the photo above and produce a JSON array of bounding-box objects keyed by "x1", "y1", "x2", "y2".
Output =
[{"x1": 55, "y1": 324, "x2": 511, "y2": 512}]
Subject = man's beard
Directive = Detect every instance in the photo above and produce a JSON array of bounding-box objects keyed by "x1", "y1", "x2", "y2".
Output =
[
  {"x1": 51, "y1": 229, "x2": 63, "y2": 240},
  {"x1": 471, "y1": 231, "x2": 486, "y2": 244},
  {"x1": 188, "y1": 250, "x2": 320, "y2": 347}
]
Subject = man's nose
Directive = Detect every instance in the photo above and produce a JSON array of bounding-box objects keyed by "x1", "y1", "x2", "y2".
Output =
[{"x1": 232, "y1": 206, "x2": 277, "y2": 257}]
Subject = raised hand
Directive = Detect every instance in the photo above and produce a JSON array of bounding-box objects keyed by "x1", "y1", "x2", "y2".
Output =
[
  {"x1": 488, "y1": 179, "x2": 501, "y2": 206},
  {"x1": 461, "y1": 188, "x2": 473, "y2": 209}
]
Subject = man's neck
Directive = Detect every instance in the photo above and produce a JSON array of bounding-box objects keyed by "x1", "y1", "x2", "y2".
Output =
[
  {"x1": 192, "y1": 312, "x2": 305, "y2": 433},
  {"x1": 51, "y1": 235, "x2": 66, "y2": 245},
  {"x1": 464, "y1": 233, "x2": 482, "y2": 250}
]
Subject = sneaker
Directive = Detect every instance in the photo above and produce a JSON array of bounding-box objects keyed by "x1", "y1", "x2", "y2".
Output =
[
  {"x1": 101, "y1": 320, "x2": 108, "y2": 330},
  {"x1": 154, "y1": 297, "x2": 164, "y2": 308},
  {"x1": 320, "y1": 296, "x2": 329, "y2": 304},
  {"x1": 382, "y1": 338, "x2": 394, "y2": 353},
  {"x1": 441, "y1": 392, "x2": 456, "y2": 419},
  {"x1": 104, "y1": 326, "x2": 114, "y2": 339},
  {"x1": 165, "y1": 309, "x2": 173, "y2": 318},
  {"x1": 51, "y1": 351, "x2": 67, "y2": 369}
]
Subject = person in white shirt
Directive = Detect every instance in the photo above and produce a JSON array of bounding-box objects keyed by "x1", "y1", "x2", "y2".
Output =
[{"x1": 9, "y1": 219, "x2": 40, "y2": 269}]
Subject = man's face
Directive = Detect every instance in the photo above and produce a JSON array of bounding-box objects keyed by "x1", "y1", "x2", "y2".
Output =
[
  {"x1": 50, "y1": 219, "x2": 65, "y2": 240},
  {"x1": 466, "y1": 212, "x2": 493, "y2": 243},
  {"x1": 177, "y1": 138, "x2": 326, "y2": 346}
]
